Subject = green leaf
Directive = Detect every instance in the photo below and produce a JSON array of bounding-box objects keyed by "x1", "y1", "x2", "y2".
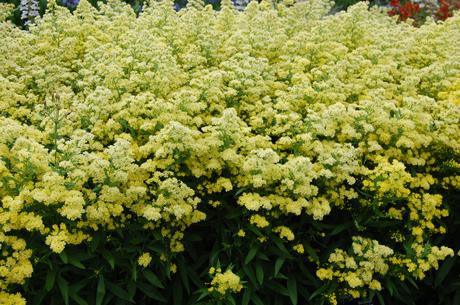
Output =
[
  {"x1": 251, "y1": 294, "x2": 264, "y2": 305},
  {"x1": 143, "y1": 270, "x2": 164, "y2": 288},
  {"x1": 102, "y1": 251, "x2": 115, "y2": 270},
  {"x1": 71, "y1": 279, "x2": 89, "y2": 293},
  {"x1": 177, "y1": 258, "x2": 190, "y2": 294},
  {"x1": 398, "y1": 281, "x2": 411, "y2": 295},
  {"x1": 304, "y1": 245, "x2": 318, "y2": 262},
  {"x1": 242, "y1": 265, "x2": 257, "y2": 287},
  {"x1": 274, "y1": 272, "x2": 288, "y2": 280},
  {"x1": 106, "y1": 282, "x2": 134, "y2": 303},
  {"x1": 406, "y1": 275, "x2": 418, "y2": 289},
  {"x1": 266, "y1": 281, "x2": 289, "y2": 297},
  {"x1": 287, "y1": 278, "x2": 297, "y2": 305},
  {"x1": 103, "y1": 295, "x2": 114, "y2": 305},
  {"x1": 59, "y1": 251, "x2": 69, "y2": 264},
  {"x1": 96, "y1": 275, "x2": 105, "y2": 305},
  {"x1": 234, "y1": 187, "x2": 248, "y2": 197},
  {"x1": 69, "y1": 256, "x2": 85, "y2": 269},
  {"x1": 70, "y1": 290, "x2": 90, "y2": 305},
  {"x1": 173, "y1": 278, "x2": 183, "y2": 305},
  {"x1": 188, "y1": 268, "x2": 202, "y2": 287},
  {"x1": 90, "y1": 232, "x2": 104, "y2": 252},
  {"x1": 274, "y1": 258, "x2": 285, "y2": 276},
  {"x1": 273, "y1": 238, "x2": 293, "y2": 259},
  {"x1": 195, "y1": 287, "x2": 209, "y2": 302},
  {"x1": 228, "y1": 295, "x2": 236, "y2": 305},
  {"x1": 127, "y1": 281, "x2": 136, "y2": 300},
  {"x1": 57, "y1": 276, "x2": 70, "y2": 305},
  {"x1": 210, "y1": 241, "x2": 221, "y2": 266},
  {"x1": 30, "y1": 290, "x2": 46, "y2": 305},
  {"x1": 298, "y1": 261, "x2": 318, "y2": 285},
  {"x1": 309, "y1": 284, "x2": 327, "y2": 301},
  {"x1": 148, "y1": 243, "x2": 165, "y2": 254},
  {"x1": 257, "y1": 252, "x2": 270, "y2": 262},
  {"x1": 132, "y1": 264, "x2": 137, "y2": 282},
  {"x1": 245, "y1": 246, "x2": 258, "y2": 265},
  {"x1": 224, "y1": 209, "x2": 242, "y2": 220},
  {"x1": 246, "y1": 225, "x2": 263, "y2": 238},
  {"x1": 453, "y1": 289, "x2": 460, "y2": 305},
  {"x1": 298, "y1": 286, "x2": 311, "y2": 300},
  {"x1": 435, "y1": 256, "x2": 457, "y2": 287},
  {"x1": 376, "y1": 292, "x2": 385, "y2": 305},
  {"x1": 242, "y1": 288, "x2": 252, "y2": 305},
  {"x1": 330, "y1": 223, "x2": 349, "y2": 236},
  {"x1": 385, "y1": 278, "x2": 396, "y2": 297},
  {"x1": 45, "y1": 269, "x2": 56, "y2": 291},
  {"x1": 255, "y1": 262, "x2": 264, "y2": 285},
  {"x1": 138, "y1": 282, "x2": 167, "y2": 302}
]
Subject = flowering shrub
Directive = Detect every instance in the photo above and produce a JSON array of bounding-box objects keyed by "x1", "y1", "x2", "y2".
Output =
[{"x1": 0, "y1": 0, "x2": 459, "y2": 304}]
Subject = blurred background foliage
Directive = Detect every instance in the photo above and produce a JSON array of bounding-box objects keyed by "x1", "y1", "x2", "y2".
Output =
[
  {"x1": 2, "y1": 0, "x2": 459, "y2": 27},
  {"x1": 3, "y1": 0, "x2": 459, "y2": 28},
  {"x1": 1, "y1": 0, "x2": 389, "y2": 26}
]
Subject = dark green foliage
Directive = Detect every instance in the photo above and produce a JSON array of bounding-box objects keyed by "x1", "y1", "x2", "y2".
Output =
[{"x1": 19, "y1": 187, "x2": 459, "y2": 305}]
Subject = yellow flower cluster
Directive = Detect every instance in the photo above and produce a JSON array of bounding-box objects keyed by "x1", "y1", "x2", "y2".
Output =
[
  {"x1": 0, "y1": 0, "x2": 459, "y2": 301},
  {"x1": 438, "y1": 78, "x2": 460, "y2": 104},
  {"x1": 137, "y1": 252, "x2": 153, "y2": 267},
  {"x1": 208, "y1": 267, "x2": 243, "y2": 295},
  {"x1": 273, "y1": 225, "x2": 295, "y2": 241},
  {"x1": 317, "y1": 237, "x2": 394, "y2": 295},
  {"x1": 293, "y1": 244, "x2": 305, "y2": 254},
  {"x1": 250, "y1": 214, "x2": 270, "y2": 228},
  {"x1": 0, "y1": 3, "x2": 13, "y2": 22},
  {"x1": 0, "y1": 291, "x2": 26, "y2": 305},
  {"x1": 0, "y1": 234, "x2": 33, "y2": 302},
  {"x1": 390, "y1": 245, "x2": 454, "y2": 280}
]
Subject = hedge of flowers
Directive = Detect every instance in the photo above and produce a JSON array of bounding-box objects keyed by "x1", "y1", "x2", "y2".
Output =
[{"x1": 0, "y1": 0, "x2": 459, "y2": 304}]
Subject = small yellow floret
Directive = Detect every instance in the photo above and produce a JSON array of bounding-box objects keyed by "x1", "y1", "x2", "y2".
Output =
[{"x1": 137, "y1": 252, "x2": 152, "y2": 267}]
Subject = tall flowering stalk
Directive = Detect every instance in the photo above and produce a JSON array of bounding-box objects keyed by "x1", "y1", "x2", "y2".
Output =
[{"x1": 20, "y1": 0, "x2": 39, "y2": 25}]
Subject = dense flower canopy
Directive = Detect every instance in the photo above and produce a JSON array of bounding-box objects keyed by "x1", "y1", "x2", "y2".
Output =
[{"x1": 0, "y1": 0, "x2": 459, "y2": 303}]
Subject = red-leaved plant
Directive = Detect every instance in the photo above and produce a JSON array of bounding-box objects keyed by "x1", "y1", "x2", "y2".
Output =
[{"x1": 388, "y1": 0, "x2": 460, "y2": 24}]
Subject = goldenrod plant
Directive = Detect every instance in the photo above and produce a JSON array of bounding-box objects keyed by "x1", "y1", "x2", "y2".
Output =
[{"x1": 0, "y1": 0, "x2": 459, "y2": 304}]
